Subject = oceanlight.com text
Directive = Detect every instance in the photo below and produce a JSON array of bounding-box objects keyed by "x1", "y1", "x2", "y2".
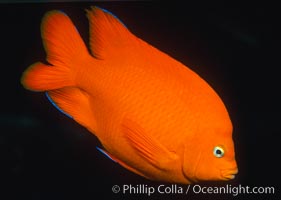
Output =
[
  {"x1": 112, "y1": 184, "x2": 275, "y2": 196},
  {"x1": 192, "y1": 184, "x2": 275, "y2": 196}
]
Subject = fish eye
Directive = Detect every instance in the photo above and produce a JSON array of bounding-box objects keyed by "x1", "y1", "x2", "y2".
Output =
[{"x1": 213, "y1": 146, "x2": 224, "y2": 158}]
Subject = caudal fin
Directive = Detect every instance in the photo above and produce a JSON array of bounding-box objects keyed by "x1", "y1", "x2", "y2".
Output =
[{"x1": 21, "y1": 10, "x2": 89, "y2": 91}]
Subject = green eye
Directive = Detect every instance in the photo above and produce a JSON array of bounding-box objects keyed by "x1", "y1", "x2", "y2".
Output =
[{"x1": 213, "y1": 146, "x2": 224, "y2": 158}]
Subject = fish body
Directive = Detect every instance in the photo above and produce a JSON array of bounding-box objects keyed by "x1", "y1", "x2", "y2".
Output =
[{"x1": 21, "y1": 7, "x2": 237, "y2": 183}]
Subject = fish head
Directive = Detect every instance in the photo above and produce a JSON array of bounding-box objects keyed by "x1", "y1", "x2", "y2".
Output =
[{"x1": 182, "y1": 122, "x2": 238, "y2": 182}]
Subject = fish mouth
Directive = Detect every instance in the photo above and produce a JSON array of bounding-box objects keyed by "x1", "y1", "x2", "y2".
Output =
[{"x1": 220, "y1": 168, "x2": 238, "y2": 180}]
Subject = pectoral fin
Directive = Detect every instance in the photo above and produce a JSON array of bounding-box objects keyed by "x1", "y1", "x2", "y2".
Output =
[{"x1": 122, "y1": 118, "x2": 178, "y2": 171}]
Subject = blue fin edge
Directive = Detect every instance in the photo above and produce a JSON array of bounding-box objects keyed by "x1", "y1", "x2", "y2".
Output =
[
  {"x1": 96, "y1": 146, "x2": 117, "y2": 163},
  {"x1": 45, "y1": 92, "x2": 73, "y2": 119},
  {"x1": 96, "y1": 6, "x2": 127, "y2": 28}
]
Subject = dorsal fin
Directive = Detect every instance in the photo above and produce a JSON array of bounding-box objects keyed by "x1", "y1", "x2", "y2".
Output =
[{"x1": 86, "y1": 6, "x2": 136, "y2": 59}]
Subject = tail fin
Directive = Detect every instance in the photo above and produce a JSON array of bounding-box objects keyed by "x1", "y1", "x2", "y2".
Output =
[{"x1": 21, "y1": 10, "x2": 89, "y2": 91}]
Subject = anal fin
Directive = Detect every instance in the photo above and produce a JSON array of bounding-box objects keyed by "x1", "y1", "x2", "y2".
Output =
[{"x1": 47, "y1": 87, "x2": 97, "y2": 133}]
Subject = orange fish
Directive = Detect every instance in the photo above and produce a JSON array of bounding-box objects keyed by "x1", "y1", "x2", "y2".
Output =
[{"x1": 21, "y1": 7, "x2": 238, "y2": 184}]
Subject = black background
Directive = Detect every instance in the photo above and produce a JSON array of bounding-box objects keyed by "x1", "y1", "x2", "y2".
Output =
[{"x1": 1, "y1": 1, "x2": 280, "y2": 199}]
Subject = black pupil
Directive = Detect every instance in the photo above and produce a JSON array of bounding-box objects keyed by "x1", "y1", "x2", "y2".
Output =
[{"x1": 216, "y1": 149, "x2": 222, "y2": 155}]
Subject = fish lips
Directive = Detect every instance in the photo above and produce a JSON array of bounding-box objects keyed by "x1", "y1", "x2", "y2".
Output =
[{"x1": 220, "y1": 168, "x2": 238, "y2": 180}]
